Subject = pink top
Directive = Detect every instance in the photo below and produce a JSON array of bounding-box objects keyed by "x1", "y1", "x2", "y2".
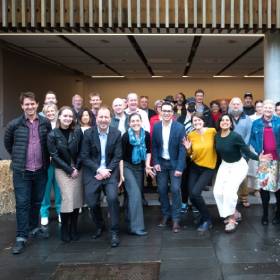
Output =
[
  {"x1": 263, "y1": 127, "x2": 278, "y2": 160},
  {"x1": 25, "y1": 118, "x2": 43, "y2": 171}
]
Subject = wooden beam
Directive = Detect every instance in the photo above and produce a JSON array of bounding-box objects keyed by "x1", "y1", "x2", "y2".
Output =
[
  {"x1": 89, "y1": 0, "x2": 93, "y2": 27},
  {"x1": 11, "y1": 0, "x2": 17, "y2": 27},
  {"x1": 51, "y1": 0, "x2": 55, "y2": 27},
  {"x1": 118, "y1": 0, "x2": 122, "y2": 27},
  {"x1": 31, "y1": 0, "x2": 36, "y2": 27},
  {"x1": 128, "y1": 0, "x2": 132, "y2": 28},
  {"x1": 194, "y1": 0, "x2": 197, "y2": 28},
  {"x1": 165, "y1": 0, "x2": 169, "y2": 28},
  {"x1": 212, "y1": 0, "x2": 216, "y2": 28},
  {"x1": 108, "y1": 0, "x2": 112, "y2": 27},
  {"x1": 146, "y1": 0, "x2": 150, "y2": 28},
  {"x1": 221, "y1": 0, "x2": 225, "y2": 28},
  {"x1": 175, "y1": 0, "x2": 179, "y2": 28},
  {"x1": 230, "y1": 0, "x2": 234, "y2": 28},
  {"x1": 80, "y1": 0, "x2": 84, "y2": 27},
  {"x1": 258, "y1": 0, "x2": 262, "y2": 28},
  {"x1": 202, "y1": 0, "x2": 206, "y2": 28},
  {"x1": 239, "y1": 0, "x2": 244, "y2": 28},
  {"x1": 99, "y1": 0, "x2": 102, "y2": 27},
  {"x1": 137, "y1": 0, "x2": 141, "y2": 28},
  {"x1": 2, "y1": 0, "x2": 8, "y2": 27}
]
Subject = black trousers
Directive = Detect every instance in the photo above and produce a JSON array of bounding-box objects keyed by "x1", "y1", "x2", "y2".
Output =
[
  {"x1": 260, "y1": 189, "x2": 280, "y2": 218},
  {"x1": 85, "y1": 177, "x2": 120, "y2": 233},
  {"x1": 188, "y1": 162, "x2": 215, "y2": 222}
]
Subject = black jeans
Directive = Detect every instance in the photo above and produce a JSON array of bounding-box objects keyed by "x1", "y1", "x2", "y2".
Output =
[
  {"x1": 13, "y1": 168, "x2": 48, "y2": 240},
  {"x1": 260, "y1": 189, "x2": 280, "y2": 218},
  {"x1": 188, "y1": 162, "x2": 215, "y2": 222}
]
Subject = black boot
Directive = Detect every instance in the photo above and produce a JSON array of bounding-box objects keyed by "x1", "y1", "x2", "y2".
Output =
[
  {"x1": 60, "y1": 213, "x2": 71, "y2": 243},
  {"x1": 70, "y1": 209, "x2": 80, "y2": 241}
]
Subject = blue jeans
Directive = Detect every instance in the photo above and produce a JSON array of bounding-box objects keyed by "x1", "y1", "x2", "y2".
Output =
[
  {"x1": 156, "y1": 159, "x2": 182, "y2": 222},
  {"x1": 40, "y1": 164, "x2": 61, "y2": 218},
  {"x1": 13, "y1": 168, "x2": 48, "y2": 241}
]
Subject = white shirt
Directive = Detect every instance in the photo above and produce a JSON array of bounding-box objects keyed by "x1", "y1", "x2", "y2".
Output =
[
  {"x1": 125, "y1": 108, "x2": 150, "y2": 132},
  {"x1": 117, "y1": 114, "x2": 126, "y2": 136},
  {"x1": 161, "y1": 121, "x2": 172, "y2": 160},
  {"x1": 97, "y1": 128, "x2": 109, "y2": 171}
]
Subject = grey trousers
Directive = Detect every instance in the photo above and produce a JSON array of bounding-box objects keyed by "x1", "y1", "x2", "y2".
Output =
[{"x1": 124, "y1": 162, "x2": 145, "y2": 232}]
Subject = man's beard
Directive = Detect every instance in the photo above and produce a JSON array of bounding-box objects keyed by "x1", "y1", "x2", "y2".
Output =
[{"x1": 228, "y1": 107, "x2": 243, "y2": 117}]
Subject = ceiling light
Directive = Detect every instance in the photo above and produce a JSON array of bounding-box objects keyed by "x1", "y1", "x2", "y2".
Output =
[
  {"x1": 244, "y1": 75, "x2": 264, "y2": 78},
  {"x1": 213, "y1": 75, "x2": 236, "y2": 78},
  {"x1": 182, "y1": 75, "x2": 190, "y2": 78},
  {"x1": 152, "y1": 75, "x2": 164, "y2": 78},
  {"x1": 91, "y1": 75, "x2": 125, "y2": 78}
]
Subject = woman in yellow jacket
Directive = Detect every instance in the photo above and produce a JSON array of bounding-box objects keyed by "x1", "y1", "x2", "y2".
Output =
[{"x1": 183, "y1": 112, "x2": 217, "y2": 232}]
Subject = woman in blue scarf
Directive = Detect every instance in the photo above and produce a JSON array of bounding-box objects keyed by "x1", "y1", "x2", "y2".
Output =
[{"x1": 121, "y1": 113, "x2": 154, "y2": 235}]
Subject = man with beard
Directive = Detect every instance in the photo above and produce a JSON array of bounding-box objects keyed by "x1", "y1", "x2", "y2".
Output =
[{"x1": 228, "y1": 97, "x2": 253, "y2": 208}]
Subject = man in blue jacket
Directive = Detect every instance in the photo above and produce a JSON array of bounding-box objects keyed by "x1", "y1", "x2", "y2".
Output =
[{"x1": 152, "y1": 101, "x2": 186, "y2": 233}]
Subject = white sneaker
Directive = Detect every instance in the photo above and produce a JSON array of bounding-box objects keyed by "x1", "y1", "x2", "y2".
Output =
[
  {"x1": 58, "y1": 214, "x2": 61, "y2": 223},
  {"x1": 41, "y1": 217, "x2": 49, "y2": 226}
]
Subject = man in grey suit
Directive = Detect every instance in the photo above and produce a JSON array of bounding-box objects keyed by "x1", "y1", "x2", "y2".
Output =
[{"x1": 80, "y1": 106, "x2": 122, "y2": 247}]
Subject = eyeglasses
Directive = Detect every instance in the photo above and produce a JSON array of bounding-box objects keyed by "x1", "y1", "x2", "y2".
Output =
[{"x1": 162, "y1": 110, "x2": 173, "y2": 113}]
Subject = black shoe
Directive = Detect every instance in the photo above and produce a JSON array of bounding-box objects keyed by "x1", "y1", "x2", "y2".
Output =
[
  {"x1": 128, "y1": 230, "x2": 148, "y2": 236},
  {"x1": 92, "y1": 227, "x2": 104, "y2": 239},
  {"x1": 272, "y1": 216, "x2": 280, "y2": 225},
  {"x1": 111, "y1": 233, "x2": 120, "y2": 248},
  {"x1": 261, "y1": 216, "x2": 269, "y2": 226},
  {"x1": 12, "y1": 241, "x2": 26, "y2": 255}
]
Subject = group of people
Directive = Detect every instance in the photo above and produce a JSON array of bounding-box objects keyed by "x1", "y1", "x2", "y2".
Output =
[{"x1": 4, "y1": 89, "x2": 280, "y2": 255}]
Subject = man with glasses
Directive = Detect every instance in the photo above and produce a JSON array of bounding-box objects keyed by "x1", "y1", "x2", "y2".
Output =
[{"x1": 152, "y1": 102, "x2": 186, "y2": 233}]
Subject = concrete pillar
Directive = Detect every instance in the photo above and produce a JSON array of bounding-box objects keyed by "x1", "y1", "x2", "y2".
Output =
[{"x1": 264, "y1": 31, "x2": 280, "y2": 102}]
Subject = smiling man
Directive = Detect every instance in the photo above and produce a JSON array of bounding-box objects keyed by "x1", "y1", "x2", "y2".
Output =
[
  {"x1": 4, "y1": 92, "x2": 52, "y2": 254},
  {"x1": 80, "y1": 106, "x2": 122, "y2": 248}
]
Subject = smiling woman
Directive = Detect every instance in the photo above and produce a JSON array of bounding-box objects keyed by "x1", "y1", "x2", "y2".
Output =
[
  {"x1": 47, "y1": 106, "x2": 83, "y2": 243},
  {"x1": 121, "y1": 112, "x2": 153, "y2": 236}
]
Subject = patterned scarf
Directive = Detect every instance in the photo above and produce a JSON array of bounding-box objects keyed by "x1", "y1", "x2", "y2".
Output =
[{"x1": 128, "y1": 127, "x2": 146, "y2": 164}]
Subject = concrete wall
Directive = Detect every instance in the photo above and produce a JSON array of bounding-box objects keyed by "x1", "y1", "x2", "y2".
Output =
[
  {"x1": 85, "y1": 78, "x2": 264, "y2": 108},
  {"x1": 0, "y1": 47, "x2": 87, "y2": 159}
]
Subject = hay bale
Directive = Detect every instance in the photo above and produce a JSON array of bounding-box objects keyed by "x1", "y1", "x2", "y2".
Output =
[{"x1": 0, "y1": 160, "x2": 16, "y2": 215}]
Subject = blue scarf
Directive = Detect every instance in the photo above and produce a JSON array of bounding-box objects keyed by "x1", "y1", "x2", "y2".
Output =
[{"x1": 128, "y1": 127, "x2": 147, "y2": 164}]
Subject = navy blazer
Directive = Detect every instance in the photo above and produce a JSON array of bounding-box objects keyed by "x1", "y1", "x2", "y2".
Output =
[
  {"x1": 152, "y1": 120, "x2": 186, "y2": 172},
  {"x1": 80, "y1": 126, "x2": 122, "y2": 184}
]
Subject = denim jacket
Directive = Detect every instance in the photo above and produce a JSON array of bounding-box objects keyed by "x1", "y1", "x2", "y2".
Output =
[{"x1": 249, "y1": 115, "x2": 280, "y2": 157}]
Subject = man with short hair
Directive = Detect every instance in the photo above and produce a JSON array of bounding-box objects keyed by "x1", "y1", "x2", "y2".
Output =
[
  {"x1": 125, "y1": 93, "x2": 150, "y2": 132},
  {"x1": 81, "y1": 106, "x2": 122, "y2": 248},
  {"x1": 4, "y1": 92, "x2": 52, "y2": 254},
  {"x1": 219, "y1": 99, "x2": 229, "y2": 114},
  {"x1": 152, "y1": 102, "x2": 186, "y2": 233},
  {"x1": 243, "y1": 92, "x2": 255, "y2": 116},
  {"x1": 72, "y1": 94, "x2": 84, "y2": 118},
  {"x1": 275, "y1": 102, "x2": 280, "y2": 117},
  {"x1": 111, "y1": 98, "x2": 129, "y2": 135},
  {"x1": 194, "y1": 89, "x2": 213, "y2": 127},
  {"x1": 89, "y1": 92, "x2": 102, "y2": 125},
  {"x1": 139, "y1": 96, "x2": 156, "y2": 120},
  {"x1": 44, "y1": 90, "x2": 57, "y2": 105},
  {"x1": 228, "y1": 97, "x2": 252, "y2": 208}
]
